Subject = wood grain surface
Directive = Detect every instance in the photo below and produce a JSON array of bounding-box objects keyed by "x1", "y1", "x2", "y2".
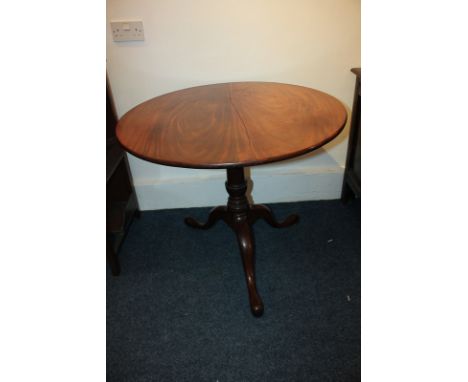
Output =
[{"x1": 116, "y1": 82, "x2": 347, "y2": 169}]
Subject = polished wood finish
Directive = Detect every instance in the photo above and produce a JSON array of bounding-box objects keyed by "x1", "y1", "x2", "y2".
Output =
[
  {"x1": 185, "y1": 167, "x2": 298, "y2": 316},
  {"x1": 116, "y1": 82, "x2": 346, "y2": 316},
  {"x1": 116, "y1": 82, "x2": 347, "y2": 169},
  {"x1": 342, "y1": 68, "x2": 361, "y2": 202}
]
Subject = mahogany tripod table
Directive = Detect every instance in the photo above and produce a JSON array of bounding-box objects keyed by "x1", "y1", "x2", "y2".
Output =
[{"x1": 116, "y1": 82, "x2": 347, "y2": 317}]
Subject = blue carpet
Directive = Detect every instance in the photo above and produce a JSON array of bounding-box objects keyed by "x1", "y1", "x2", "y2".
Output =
[{"x1": 107, "y1": 199, "x2": 360, "y2": 381}]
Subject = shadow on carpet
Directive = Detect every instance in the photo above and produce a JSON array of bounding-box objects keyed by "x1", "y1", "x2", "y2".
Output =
[{"x1": 107, "y1": 199, "x2": 360, "y2": 382}]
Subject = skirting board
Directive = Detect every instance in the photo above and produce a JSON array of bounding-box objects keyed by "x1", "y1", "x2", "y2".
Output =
[{"x1": 134, "y1": 166, "x2": 345, "y2": 211}]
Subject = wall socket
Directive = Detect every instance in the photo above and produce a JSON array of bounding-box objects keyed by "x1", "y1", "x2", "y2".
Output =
[{"x1": 111, "y1": 21, "x2": 144, "y2": 42}]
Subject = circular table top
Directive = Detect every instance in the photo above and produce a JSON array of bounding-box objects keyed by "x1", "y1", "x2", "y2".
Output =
[{"x1": 116, "y1": 82, "x2": 347, "y2": 169}]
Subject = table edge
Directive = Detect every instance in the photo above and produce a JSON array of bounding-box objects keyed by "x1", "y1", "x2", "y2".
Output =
[
  {"x1": 118, "y1": 115, "x2": 347, "y2": 169},
  {"x1": 117, "y1": 81, "x2": 348, "y2": 169}
]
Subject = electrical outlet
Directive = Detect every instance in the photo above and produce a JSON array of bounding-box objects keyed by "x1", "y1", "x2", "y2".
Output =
[{"x1": 111, "y1": 21, "x2": 144, "y2": 42}]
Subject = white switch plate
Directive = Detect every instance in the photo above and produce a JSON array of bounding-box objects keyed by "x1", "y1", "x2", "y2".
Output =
[{"x1": 111, "y1": 21, "x2": 144, "y2": 42}]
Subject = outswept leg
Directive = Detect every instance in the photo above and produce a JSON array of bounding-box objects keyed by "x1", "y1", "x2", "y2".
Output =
[
  {"x1": 250, "y1": 204, "x2": 299, "y2": 228},
  {"x1": 185, "y1": 206, "x2": 228, "y2": 229},
  {"x1": 183, "y1": 167, "x2": 300, "y2": 317},
  {"x1": 234, "y1": 221, "x2": 264, "y2": 317}
]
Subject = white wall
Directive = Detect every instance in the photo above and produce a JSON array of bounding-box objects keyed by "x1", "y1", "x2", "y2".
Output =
[{"x1": 106, "y1": 0, "x2": 361, "y2": 210}]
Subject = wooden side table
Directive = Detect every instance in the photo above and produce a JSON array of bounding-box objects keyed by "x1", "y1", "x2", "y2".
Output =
[
  {"x1": 341, "y1": 68, "x2": 361, "y2": 202},
  {"x1": 116, "y1": 82, "x2": 347, "y2": 315}
]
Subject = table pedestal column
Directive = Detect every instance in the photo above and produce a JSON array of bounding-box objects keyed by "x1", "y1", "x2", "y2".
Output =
[{"x1": 185, "y1": 167, "x2": 299, "y2": 317}]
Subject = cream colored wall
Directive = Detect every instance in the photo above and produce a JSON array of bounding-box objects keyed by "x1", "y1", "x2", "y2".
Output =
[{"x1": 106, "y1": 0, "x2": 361, "y2": 210}]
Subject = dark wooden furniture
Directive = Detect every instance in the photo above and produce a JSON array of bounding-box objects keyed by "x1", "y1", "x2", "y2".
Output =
[
  {"x1": 107, "y1": 79, "x2": 139, "y2": 276},
  {"x1": 116, "y1": 82, "x2": 347, "y2": 315},
  {"x1": 341, "y1": 68, "x2": 361, "y2": 202}
]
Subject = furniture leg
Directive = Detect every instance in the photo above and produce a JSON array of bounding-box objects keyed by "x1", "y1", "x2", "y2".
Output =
[
  {"x1": 184, "y1": 206, "x2": 227, "y2": 229},
  {"x1": 249, "y1": 204, "x2": 299, "y2": 227},
  {"x1": 233, "y1": 220, "x2": 264, "y2": 317},
  {"x1": 224, "y1": 168, "x2": 264, "y2": 316},
  {"x1": 341, "y1": 180, "x2": 354, "y2": 204},
  {"x1": 185, "y1": 167, "x2": 298, "y2": 316},
  {"x1": 107, "y1": 238, "x2": 121, "y2": 276}
]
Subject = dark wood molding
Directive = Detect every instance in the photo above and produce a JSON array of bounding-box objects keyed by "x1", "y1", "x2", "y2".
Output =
[
  {"x1": 341, "y1": 68, "x2": 361, "y2": 202},
  {"x1": 107, "y1": 75, "x2": 140, "y2": 276}
]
